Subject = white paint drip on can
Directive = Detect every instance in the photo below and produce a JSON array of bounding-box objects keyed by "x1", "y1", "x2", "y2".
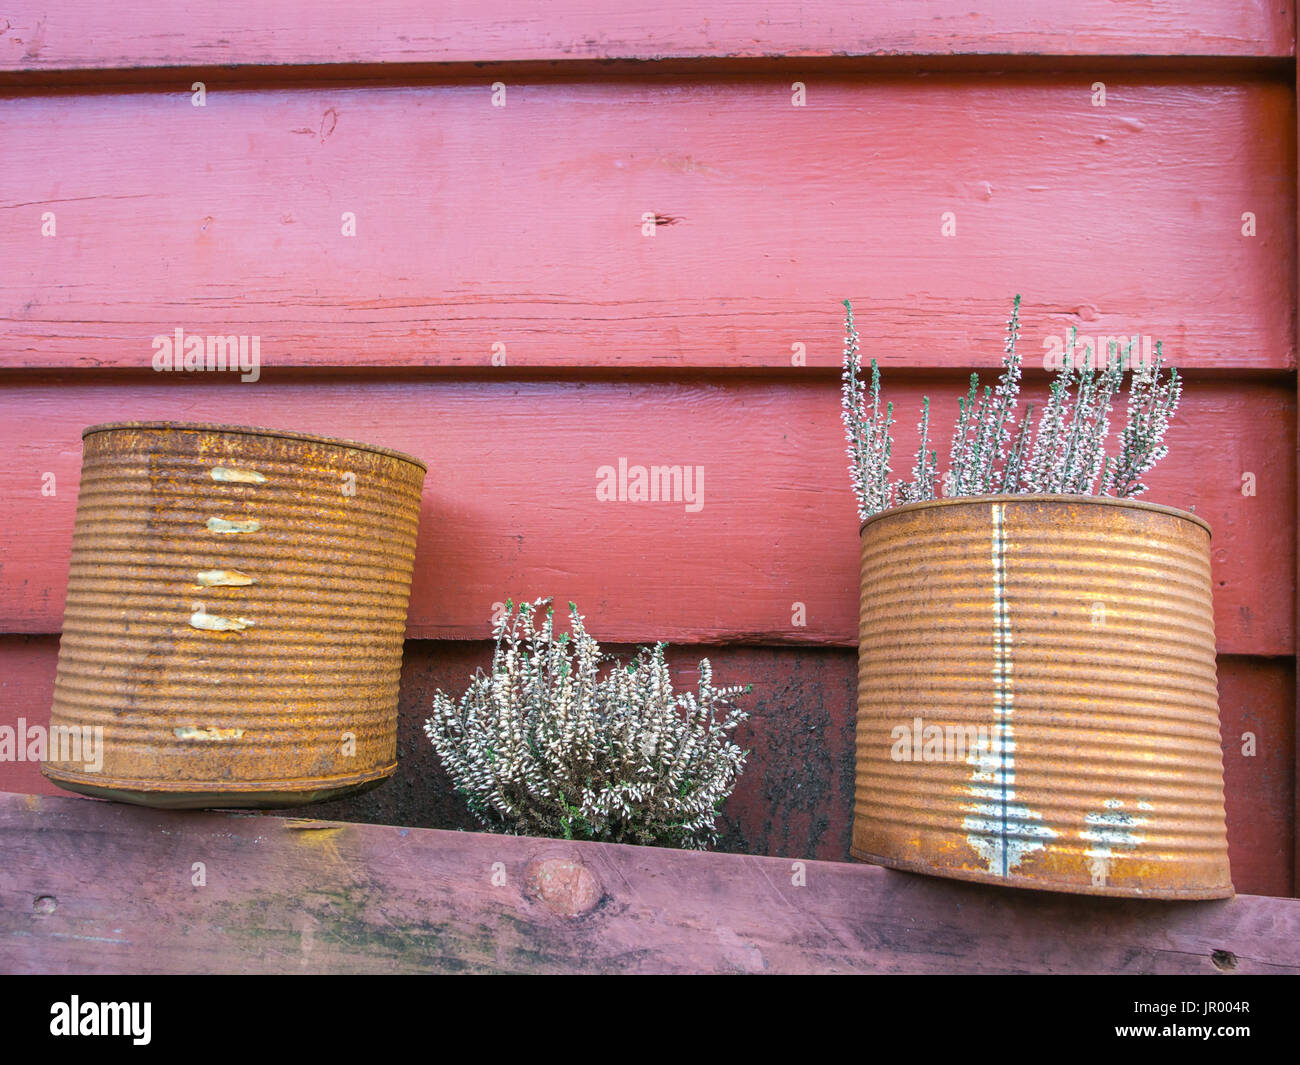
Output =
[
  {"x1": 189, "y1": 609, "x2": 254, "y2": 632},
  {"x1": 211, "y1": 466, "x2": 267, "y2": 484},
  {"x1": 963, "y1": 502, "x2": 1057, "y2": 875},
  {"x1": 1083, "y1": 799, "x2": 1149, "y2": 887},
  {"x1": 195, "y1": 569, "x2": 256, "y2": 587},
  {"x1": 173, "y1": 726, "x2": 246, "y2": 741},
  {"x1": 206, "y1": 516, "x2": 261, "y2": 534}
]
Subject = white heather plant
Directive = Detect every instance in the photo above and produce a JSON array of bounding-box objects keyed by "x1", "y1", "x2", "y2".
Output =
[
  {"x1": 841, "y1": 296, "x2": 1184, "y2": 522},
  {"x1": 424, "y1": 598, "x2": 751, "y2": 849}
]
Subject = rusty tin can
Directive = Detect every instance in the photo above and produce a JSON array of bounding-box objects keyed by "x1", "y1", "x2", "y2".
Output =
[
  {"x1": 42, "y1": 422, "x2": 427, "y2": 808},
  {"x1": 852, "y1": 495, "x2": 1232, "y2": 899}
]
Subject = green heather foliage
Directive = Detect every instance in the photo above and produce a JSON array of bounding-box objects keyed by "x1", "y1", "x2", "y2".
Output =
[
  {"x1": 425, "y1": 599, "x2": 750, "y2": 849},
  {"x1": 841, "y1": 296, "x2": 1183, "y2": 522}
]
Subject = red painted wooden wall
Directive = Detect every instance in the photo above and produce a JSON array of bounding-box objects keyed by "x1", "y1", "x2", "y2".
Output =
[{"x1": 0, "y1": 2, "x2": 1295, "y2": 897}]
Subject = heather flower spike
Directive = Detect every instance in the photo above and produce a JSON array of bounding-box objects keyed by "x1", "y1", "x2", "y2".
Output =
[{"x1": 841, "y1": 297, "x2": 1182, "y2": 521}]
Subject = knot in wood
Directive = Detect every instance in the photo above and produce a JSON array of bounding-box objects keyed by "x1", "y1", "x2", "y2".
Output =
[{"x1": 525, "y1": 857, "x2": 602, "y2": 917}]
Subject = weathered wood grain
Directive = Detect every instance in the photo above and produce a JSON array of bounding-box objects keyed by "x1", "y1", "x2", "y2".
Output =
[
  {"x1": 2, "y1": 77, "x2": 1293, "y2": 371},
  {"x1": 0, "y1": 1, "x2": 1292, "y2": 72},
  {"x1": 2, "y1": 640, "x2": 1291, "y2": 897},
  {"x1": 0, "y1": 375, "x2": 1291, "y2": 652},
  {"x1": 1, "y1": 792, "x2": 1296, "y2": 974}
]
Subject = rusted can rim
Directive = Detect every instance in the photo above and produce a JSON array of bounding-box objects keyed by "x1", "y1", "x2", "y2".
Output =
[
  {"x1": 859, "y1": 493, "x2": 1211, "y2": 538},
  {"x1": 82, "y1": 420, "x2": 427, "y2": 472}
]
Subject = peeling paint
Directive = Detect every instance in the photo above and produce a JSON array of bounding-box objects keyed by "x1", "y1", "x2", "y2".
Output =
[
  {"x1": 1082, "y1": 803, "x2": 1148, "y2": 854},
  {"x1": 173, "y1": 726, "x2": 246, "y2": 741},
  {"x1": 963, "y1": 735, "x2": 1057, "y2": 873},
  {"x1": 196, "y1": 569, "x2": 256, "y2": 587},
  {"x1": 1082, "y1": 800, "x2": 1148, "y2": 888},
  {"x1": 211, "y1": 466, "x2": 267, "y2": 484},
  {"x1": 206, "y1": 516, "x2": 261, "y2": 534},
  {"x1": 189, "y1": 609, "x2": 254, "y2": 632}
]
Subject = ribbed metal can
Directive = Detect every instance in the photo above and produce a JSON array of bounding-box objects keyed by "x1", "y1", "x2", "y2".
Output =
[
  {"x1": 851, "y1": 494, "x2": 1232, "y2": 899},
  {"x1": 42, "y1": 422, "x2": 426, "y2": 808}
]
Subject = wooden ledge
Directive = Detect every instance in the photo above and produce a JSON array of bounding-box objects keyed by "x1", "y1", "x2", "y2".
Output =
[{"x1": 1, "y1": 792, "x2": 1297, "y2": 975}]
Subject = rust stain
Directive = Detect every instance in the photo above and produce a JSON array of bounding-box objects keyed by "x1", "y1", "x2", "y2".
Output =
[{"x1": 851, "y1": 494, "x2": 1231, "y2": 900}]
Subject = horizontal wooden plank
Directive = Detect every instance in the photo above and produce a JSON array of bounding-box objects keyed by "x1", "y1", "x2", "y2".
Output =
[
  {"x1": 3, "y1": 638, "x2": 1291, "y2": 895},
  {"x1": 2, "y1": 792, "x2": 1296, "y2": 974},
  {"x1": 0, "y1": 375, "x2": 1291, "y2": 653},
  {"x1": 1, "y1": 76, "x2": 1292, "y2": 372},
  {"x1": 0, "y1": 1, "x2": 1292, "y2": 73}
]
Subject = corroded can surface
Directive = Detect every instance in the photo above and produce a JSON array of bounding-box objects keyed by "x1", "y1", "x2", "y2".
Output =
[
  {"x1": 852, "y1": 495, "x2": 1232, "y2": 899},
  {"x1": 43, "y1": 422, "x2": 426, "y2": 808}
]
